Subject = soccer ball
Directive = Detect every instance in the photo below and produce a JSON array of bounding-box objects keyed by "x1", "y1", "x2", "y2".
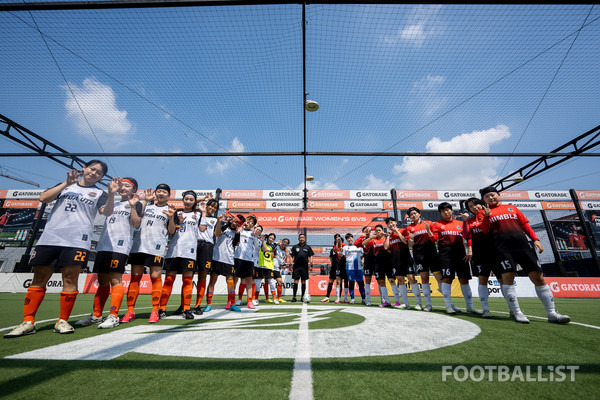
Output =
[{"x1": 303, "y1": 294, "x2": 311, "y2": 303}]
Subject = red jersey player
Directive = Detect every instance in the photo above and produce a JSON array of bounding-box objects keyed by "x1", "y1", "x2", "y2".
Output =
[{"x1": 478, "y1": 186, "x2": 569, "y2": 324}]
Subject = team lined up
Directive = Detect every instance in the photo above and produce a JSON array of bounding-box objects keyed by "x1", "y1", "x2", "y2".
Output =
[{"x1": 4, "y1": 161, "x2": 569, "y2": 339}]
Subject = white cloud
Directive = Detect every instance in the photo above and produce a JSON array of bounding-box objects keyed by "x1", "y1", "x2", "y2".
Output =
[
  {"x1": 213, "y1": 137, "x2": 246, "y2": 174},
  {"x1": 399, "y1": 24, "x2": 427, "y2": 46},
  {"x1": 382, "y1": 5, "x2": 443, "y2": 47},
  {"x1": 367, "y1": 125, "x2": 511, "y2": 190},
  {"x1": 296, "y1": 180, "x2": 340, "y2": 191},
  {"x1": 64, "y1": 78, "x2": 132, "y2": 136}
]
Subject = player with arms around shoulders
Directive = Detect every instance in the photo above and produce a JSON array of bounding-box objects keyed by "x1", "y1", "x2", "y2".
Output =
[
  {"x1": 121, "y1": 183, "x2": 176, "y2": 324},
  {"x1": 234, "y1": 215, "x2": 260, "y2": 309},
  {"x1": 290, "y1": 233, "x2": 314, "y2": 302},
  {"x1": 431, "y1": 202, "x2": 482, "y2": 315},
  {"x1": 159, "y1": 190, "x2": 201, "y2": 320},
  {"x1": 5, "y1": 160, "x2": 118, "y2": 338},
  {"x1": 272, "y1": 238, "x2": 289, "y2": 303},
  {"x1": 354, "y1": 226, "x2": 375, "y2": 305},
  {"x1": 478, "y1": 186, "x2": 569, "y2": 324},
  {"x1": 76, "y1": 177, "x2": 142, "y2": 329},
  {"x1": 193, "y1": 196, "x2": 218, "y2": 314}
]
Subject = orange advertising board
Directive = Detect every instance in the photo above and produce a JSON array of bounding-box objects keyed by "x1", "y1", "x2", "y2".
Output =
[
  {"x1": 541, "y1": 201, "x2": 575, "y2": 210},
  {"x1": 395, "y1": 190, "x2": 437, "y2": 200},
  {"x1": 546, "y1": 277, "x2": 600, "y2": 298},
  {"x1": 227, "y1": 200, "x2": 267, "y2": 209},
  {"x1": 384, "y1": 201, "x2": 423, "y2": 210},
  {"x1": 500, "y1": 191, "x2": 530, "y2": 200},
  {"x1": 2, "y1": 199, "x2": 40, "y2": 208},
  {"x1": 576, "y1": 190, "x2": 600, "y2": 200},
  {"x1": 221, "y1": 190, "x2": 263, "y2": 199},
  {"x1": 307, "y1": 190, "x2": 350, "y2": 199},
  {"x1": 307, "y1": 200, "x2": 345, "y2": 209}
]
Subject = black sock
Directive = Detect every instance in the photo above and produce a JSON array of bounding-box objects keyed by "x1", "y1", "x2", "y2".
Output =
[
  {"x1": 293, "y1": 283, "x2": 298, "y2": 297},
  {"x1": 301, "y1": 283, "x2": 306, "y2": 298},
  {"x1": 326, "y1": 282, "x2": 333, "y2": 297}
]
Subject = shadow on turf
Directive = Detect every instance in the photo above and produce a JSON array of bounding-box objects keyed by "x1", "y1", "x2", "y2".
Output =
[{"x1": 1, "y1": 359, "x2": 598, "y2": 397}]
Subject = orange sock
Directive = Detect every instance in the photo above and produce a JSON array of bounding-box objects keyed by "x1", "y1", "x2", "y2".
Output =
[
  {"x1": 127, "y1": 274, "x2": 142, "y2": 313},
  {"x1": 277, "y1": 285, "x2": 283, "y2": 300},
  {"x1": 160, "y1": 275, "x2": 175, "y2": 310},
  {"x1": 227, "y1": 279, "x2": 235, "y2": 304},
  {"x1": 195, "y1": 281, "x2": 206, "y2": 308},
  {"x1": 182, "y1": 275, "x2": 193, "y2": 311},
  {"x1": 59, "y1": 291, "x2": 78, "y2": 321},
  {"x1": 247, "y1": 287, "x2": 253, "y2": 304},
  {"x1": 271, "y1": 291, "x2": 277, "y2": 300},
  {"x1": 207, "y1": 292, "x2": 213, "y2": 305},
  {"x1": 109, "y1": 285, "x2": 124, "y2": 317},
  {"x1": 264, "y1": 284, "x2": 269, "y2": 300},
  {"x1": 151, "y1": 276, "x2": 162, "y2": 313},
  {"x1": 252, "y1": 283, "x2": 256, "y2": 297},
  {"x1": 23, "y1": 286, "x2": 46, "y2": 323},
  {"x1": 238, "y1": 283, "x2": 245, "y2": 300},
  {"x1": 94, "y1": 285, "x2": 110, "y2": 318}
]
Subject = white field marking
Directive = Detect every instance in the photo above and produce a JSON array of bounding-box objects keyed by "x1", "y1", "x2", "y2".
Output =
[
  {"x1": 0, "y1": 307, "x2": 154, "y2": 333},
  {"x1": 289, "y1": 302, "x2": 313, "y2": 400},
  {"x1": 6, "y1": 305, "x2": 482, "y2": 361}
]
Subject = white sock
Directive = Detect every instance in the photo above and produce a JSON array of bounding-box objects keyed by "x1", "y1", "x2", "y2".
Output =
[
  {"x1": 399, "y1": 284, "x2": 410, "y2": 306},
  {"x1": 461, "y1": 284, "x2": 474, "y2": 309},
  {"x1": 502, "y1": 284, "x2": 522, "y2": 314},
  {"x1": 365, "y1": 283, "x2": 371, "y2": 302},
  {"x1": 535, "y1": 284, "x2": 556, "y2": 315},
  {"x1": 391, "y1": 283, "x2": 401, "y2": 303},
  {"x1": 269, "y1": 278, "x2": 277, "y2": 292},
  {"x1": 422, "y1": 283, "x2": 432, "y2": 306},
  {"x1": 478, "y1": 284, "x2": 489, "y2": 311},
  {"x1": 379, "y1": 283, "x2": 389, "y2": 303},
  {"x1": 254, "y1": 279, "x2": 262, "y2": 292},
  {"x1": 411, "y1": 284, "x2": 422, "y2": 306},
  {"x1": 336, "y1": 287, "x2": 340, "y2": 300},
  {"x1": 441, "y1": 283, "x2": 452, "y2": 307}
]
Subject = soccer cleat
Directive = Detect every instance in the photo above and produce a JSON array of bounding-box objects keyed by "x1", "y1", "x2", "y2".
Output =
[
  {"x1": 350, "y1": 299, "x2": 355, "y2": 304},
  {"x1": 395, "y1": 303, "x2": 410, "y2": 310},
  {"x1": 4, "y1": 321, "x2": 36, "y2": 338},
  {"x1": 183, "y1": 310, "x2": 195, "y2": 320},
  {"x1": 321, "y1": 297, "x2": 330, "y2": 303},
  {"x1": 75, "y1": 314, "x2": 103, "y2": 326},
  {"x1": 467, "y1": 307, "x2": 483, "y2": 315},
  {"x1": 173, "y1": 305, "x2": 184, "y2": 316},
  {"x1": 193, "y1": 306, "x2": 204, "y2": 316},
  {"x1": 344, "y1": 299, "x2": 350, "y2": 304},
  {"x1": 361, "y1": 300, "x2": 367, "y2": 306},
  {"x1": 252, "y1": 299, "x2": 259, "y2": 306},
  {"x1": 235, "y1": 299, "x2": 242, "y2": 306},
  {"x1": 120, "y1": 311, "x2": 135, "y2": 323},
  {"x1": 204, "y1": 305, "x2": 212, "y2": 312},
  {"x1": 481, "y1": 310, "x2": 492, "y2": 319},
  {"x1": 158, "y1": 309, "x2": 167, "y2": 319},
  {"x1": 225, "y1": 302, "x2": 231, "y2": 310},
  {"x1": 451, "y1": 304, "x2": 461, "y2": 313},
  {"x1": 334, "y1": 299, "x2": 340, "y2": 304},
  {"x1": 445, "y1": 306, "x2": 457, "y2": 315},
  {"x1": 278, "y1": 298, "x2": 286, "y2": 303},
  {"x1": 266, "y1": 299, "x2": 274, "y2": 304},
  {"x1": 413, "y1": 304, "x2": 423, "y2": 311},
  {"x1": 247, "y1": 302, "x2": 256, "y2": 310},
  {"x1": 365, "y1": 301, "x2": 372, "y2": 306},
  {"x1": 98, "y1": 314, "x2": 120, "y2": 329},
  {"x1": 424, "y1": 304, "x2": 433, "y2": 312},
  {"x1": 148, "y1": 311, "x2": 159, "y2": 323},
  {"x1": 54, "y1": 319, "x2": 75, "y2": 334},
  {"x1": 379, "y1": 301, "x2": 392, "y2": 308},
  {"x1": 548, "y1": 312, "x2": 570, "y2": 324},
  {"x1": 230, "y1": 304, "x2": 241, "y2": 312},
  {"x1": 514, "y1": 312, "x2": 530, "y2": 324},
  {"x1": 291, "y1": 297, "x2": 297, "y2": 303},
  {"x1": 273, "y1": 299, "x2": 279, "y2": 305}
]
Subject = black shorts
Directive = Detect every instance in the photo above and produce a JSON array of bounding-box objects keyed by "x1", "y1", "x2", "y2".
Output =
[
  {"x1": 273, "y1": 270, "x2": 282, "y2": 279},
  {"x1": 93, "y1": 251, "x2": 128, "y2": 274},
  {"x1": 292, "y1": 265, "x2": 309, "y2": 281},
  {"x1": 335, "y1": 266, "x2": 348, "y2": 280},
  {"x1": 496, "y1": 247, "x2": 543, "y2": 276},
  {"x1": 165, "y1": 257, "x2": 195, "y2": 273},
  {"x1": 128, "y1": 252, "x2": 164, "y2": 268},
  {"x1": 29, "y1": 245, "x2": 88, "y2": 268},
  {"x1": 235, "y1": 258, "x2": 254, "y2": 279},
  {"x1": 374, "y1": 262, "x2": 395, "y2": 280},
  {"x1": 328, "y1": 266, "x2": 337, "y2": 280},
  {"x1": 262, "y1": 269, "x2": 274, "y2": 280},
  {"x1": 253, "y1": 267, "x2": 265, "y2": 279},
  {"x1": 439, "y1": 255, "x2": 472, "y2": 280},
  {"x1": 212, "y1": 260, "x2": 235, "y2": 277},
  {"x1": 413, "y1": 249, "x2": 438, "y2": 274},
  {"x1": 197, "y1": 241, "x2": 214, "y2": 272},
  {"x1": 392, "y1": 250, "x2": 415, "y2": 276}
]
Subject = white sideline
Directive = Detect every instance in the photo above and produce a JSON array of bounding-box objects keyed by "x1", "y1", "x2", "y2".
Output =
[{"x1": 289, "y1": 302, "x2": 313, "y2": 400}]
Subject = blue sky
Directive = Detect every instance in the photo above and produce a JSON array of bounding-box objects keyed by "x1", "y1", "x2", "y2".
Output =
[{"x1": 0, "y1": 3, "x2": 599, "y2": 192}]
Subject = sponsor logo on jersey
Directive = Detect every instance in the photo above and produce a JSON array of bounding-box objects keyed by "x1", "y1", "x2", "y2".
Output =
[{"x1": 88, "y1": 192, "x2": 97, "y2": 198}]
